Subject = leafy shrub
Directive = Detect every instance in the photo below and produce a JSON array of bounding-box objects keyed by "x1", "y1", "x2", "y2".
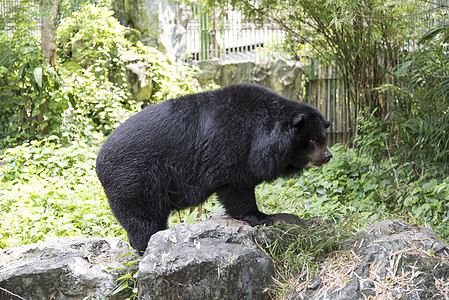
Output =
[
  {"x1": 56, "y1": 3, "x2": 200, "y2": 104},
  {"x1": 57, "y1": 66, "x2": 139, "y2": 141},
  {"x1": 0, "y1": 3, "x2": 200, "y2": 147},
  {"x1": 57, "y1": 4, "x2": 127, "y2": 68},
  {"x1": 0, "y1": 23, "x2": 67, "y2": 146},
  {"x1": 1, "y1": 136, "x2": 94, "y2": 182},
  {"x1": 0, "y1": 137, "x2": 125, "y2": 248},
  {"x1": 55, "y1": 4, "x2": 200, "y2": 139},
  {"x1": 380, "y1": 40, "x2": 449, "y2": 169},
  {"x1": 256, "y1": 142, "x2": 449, "y2": 242}
]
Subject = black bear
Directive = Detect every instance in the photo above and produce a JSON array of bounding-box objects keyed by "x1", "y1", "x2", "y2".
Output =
[{"x1": 96, "y1": 84, "x2": 332, "y2": 252}]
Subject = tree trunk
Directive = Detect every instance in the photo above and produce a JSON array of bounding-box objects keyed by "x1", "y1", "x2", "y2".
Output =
[
  {"x1": 37, "y1": 0, "x2": 59, "y2": 136},
  {"x1": 41, "y1": 0, "x2": 59, "y2": 67}
]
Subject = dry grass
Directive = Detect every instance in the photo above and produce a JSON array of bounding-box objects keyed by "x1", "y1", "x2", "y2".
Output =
[{"x1": 281, "y1": 246, "x2": 449, "y2": 300}]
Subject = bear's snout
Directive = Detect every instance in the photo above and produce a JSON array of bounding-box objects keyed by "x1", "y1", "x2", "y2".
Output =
[
  {"x1": 305, "y1": 145, "x2": 332, "y2": 168},
  {"x1": 323, "y1": 148, "x2": 332, "y2": 163}
]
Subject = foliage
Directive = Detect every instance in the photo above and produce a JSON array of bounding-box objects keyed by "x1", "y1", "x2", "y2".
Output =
[
  {"x1": 0, "y1": 2, "x2": 200, "y2": 148},
  {"x1": 169, "y1": 195, "x2": 221, "y2": 227},
  {"x1": 57, "y1": 4, "x2": 199, "y2": 103},
  {"x1": 265, "y1": 220, "x2": 355, "y2": 296},
  {"x1": 396, "y1": 41, "x2": 449, "y2": 165},
  {"x1": 0, "y1": 1, "x2": 67, "y2": 146},
  {"x1": 1, "y1": 130, "x2": 448, "y2": 300},
  {"x1": 0, "y1": 137, "x2": 125, "y2": 248},
  {"x1": 54, "y1": 4, "x2": 200, "y2": 139},
  {"x1": 377, "y1": 38, "x2": 449, "y2": 168},
  {"x1": 57, "y1": 4, "x2": 127, "y2": 67},
  {"x1": 109, "y1": 252, "x2": 140, "y2": 299},
  {"x1": 2, "y1": 133, "x2": 447, "y2": 248},
  {"x1": 354, "y1": 114, "x2": 449, "y2": 239},
  {"x1": 420, "y1": 24, "x2": 449, "y2": 43},
  {"x1": 257, "y1": 142, "x2": 449, "y2": 241},
  {"x1": 0, "y1": 136, "x2": 217, "y2": 249},
  {"x1": 256, "y1": 139, "x2": 449, "y2": 296},
  {"x1": 57, "y1": 66, "x2": 138, "y2": 141}
]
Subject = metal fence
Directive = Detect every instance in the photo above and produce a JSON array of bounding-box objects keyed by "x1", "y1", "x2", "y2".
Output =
[
  {"x1": 300, "y1": 60, "x2": 354, "y2": 146},
  {"x1": 0, "y1": 0, "x2": 40, "y2": 38},
  {"x1": 185, "y1": 4, "x2": 287, "y2": 62},
  {"x1": 185, "y1": 1, "x2": 448, "y2": 146},
  {"x1": 185, "y1": 1, "x2": 449, "y2": 64},
  {"x1": 184, "y1": 3, "x2": 356, "y2": 146}
]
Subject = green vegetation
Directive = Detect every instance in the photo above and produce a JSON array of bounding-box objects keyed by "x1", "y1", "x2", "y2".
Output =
[
  {"x1": 2, "y1": 138, "x2": 448, "y2": 246},
  {"x1": 0, "y1": 137, "x2": 123, "y2": 248},
  {"x1": 0, "y1": 2, "x2": 198, "y2": 148}
]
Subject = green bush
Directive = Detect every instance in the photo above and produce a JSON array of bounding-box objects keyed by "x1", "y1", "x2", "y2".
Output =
[
  {"x1": 1, "y1": 135, "x2": 448, "y2": 250},
  {"x1": 54, "y1": 4, "x2": 200, "y2": 139},
  {"x1": 57, "y1": 66, "x2": 138, "y2": 141},
  {"x1": 0, "y1": 137, "x2": 125, "y2": 248},
  {"x1": 257, "y1": 141, "x2": 449, "y2": 242},
  {"x1": 57, "y1": 4, "x2": 128, "y2": 68},
  {"x1": 57, "y1": 3, "x2": 200, "y2": 101},
  {"x1": 379, "y1": 40, "x2": 449, "y2": 169},
  {"x1": 0, "y1": 31, "x2": 67, "y2": 146}
]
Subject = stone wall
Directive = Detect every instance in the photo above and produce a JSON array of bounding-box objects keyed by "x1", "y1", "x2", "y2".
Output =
[{"x1": 194, "y1": 58, "x2": 307, "y2": 100}]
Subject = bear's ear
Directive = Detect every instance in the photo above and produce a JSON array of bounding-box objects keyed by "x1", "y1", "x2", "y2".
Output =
[
  {"x1": 292, "y1": 113, "x2": 307, "y2": 127},
  {"x1": 324, "y1": 120, "x2": 331, "y2": 129}
]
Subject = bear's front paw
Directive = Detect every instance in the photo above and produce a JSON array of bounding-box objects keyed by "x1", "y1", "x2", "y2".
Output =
[{"x1": 239, "y1": 212, "x2": 273, "y2": 227}]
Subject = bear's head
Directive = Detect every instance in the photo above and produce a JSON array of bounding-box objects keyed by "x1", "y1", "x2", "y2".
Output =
[{"x1": 290, "y1": 113, "x2": 332, "y2": 169}]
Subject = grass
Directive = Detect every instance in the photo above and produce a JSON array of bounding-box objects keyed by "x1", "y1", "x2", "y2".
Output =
[{"x1": 262, "y1": 219, "x2": 358, "y2": 297}]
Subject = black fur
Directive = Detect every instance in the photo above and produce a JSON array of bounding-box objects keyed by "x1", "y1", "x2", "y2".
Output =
[{"x1": 96, "y1": 84, "x2": 331, "y2": 252}]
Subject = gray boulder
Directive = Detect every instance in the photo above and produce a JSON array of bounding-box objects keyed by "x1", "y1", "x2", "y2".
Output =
[
  {"x1": 0, "y1": 237, "x2": 137, "y2": 300},
  {"x1": 138, "y1": 210, "x2": 279, "y2": 300},
  {"x1": 290, "y1": 220, "x2": 449, "y2": 299}
]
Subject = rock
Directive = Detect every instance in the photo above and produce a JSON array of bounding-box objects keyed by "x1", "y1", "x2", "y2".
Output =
[
  {"x1": 0, "y1": 237, "x2": 137, "y2": 300},
  {"x1": 194, "y1": 58, "x2": 306, "y2": 100},
  {"x1": 113, "y1": 0, "x2": 191, "y2": 62},
  {"x1": 138, "y1": 210, "x2": 276, "y2": 300},
  {"x1": 290, "y1": 220, "x2": 449, "y2": 299},
  {"x1": 120, "y1": 51, "x2": 154, "y2": 102}
]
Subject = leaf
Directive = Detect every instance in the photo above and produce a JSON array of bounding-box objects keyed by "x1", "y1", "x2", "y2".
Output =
[
  {"x1": 116, "y1": 273, "x2": 131, "y2": 281},
  {"x1": 419, "y1": 26, "x2": 449, "y2": 44},
  {"x1": 126, "y1": 259, "x2": 141, "y2": 266},
  {"x1": 17, "y1": 64, "x2": 26, "y2": 80},
  {"x1": 62, "y1": 61, "x2": 83, "y2": 71},
  {"x1": 20, "y1": 45, "x2": 36, "y2": 54},
  {"x1": 34, "y1": 67, "x2": 43, "y2": 87},
  {"x1": 112, "y1": 281, "x2": 129, "y2": 295}
]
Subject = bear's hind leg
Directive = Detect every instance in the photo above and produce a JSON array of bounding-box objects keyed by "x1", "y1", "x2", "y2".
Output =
[{"x1": 216, "y1": 184, "x2": 272, "y2": 226}]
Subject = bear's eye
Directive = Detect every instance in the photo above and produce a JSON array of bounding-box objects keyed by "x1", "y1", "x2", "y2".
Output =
[{"x1": 308, "y1": 139, "x2": 315, "y2": 145}]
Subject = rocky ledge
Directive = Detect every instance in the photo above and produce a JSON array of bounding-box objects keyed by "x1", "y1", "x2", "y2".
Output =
[{"x1": 1, "y1": 212, "x2": 448, "y2": 300}]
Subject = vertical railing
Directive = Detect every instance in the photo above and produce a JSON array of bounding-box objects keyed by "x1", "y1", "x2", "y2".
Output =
[
  {"x1": 0, "y1": 0, "x2": 40, "y2": 38},
  {"x1": 303, "y1": 58, "x2": 354, "y2": 146},
  {"x1": 186, "y1": 3, "x2": 286, "y2": 62}
]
